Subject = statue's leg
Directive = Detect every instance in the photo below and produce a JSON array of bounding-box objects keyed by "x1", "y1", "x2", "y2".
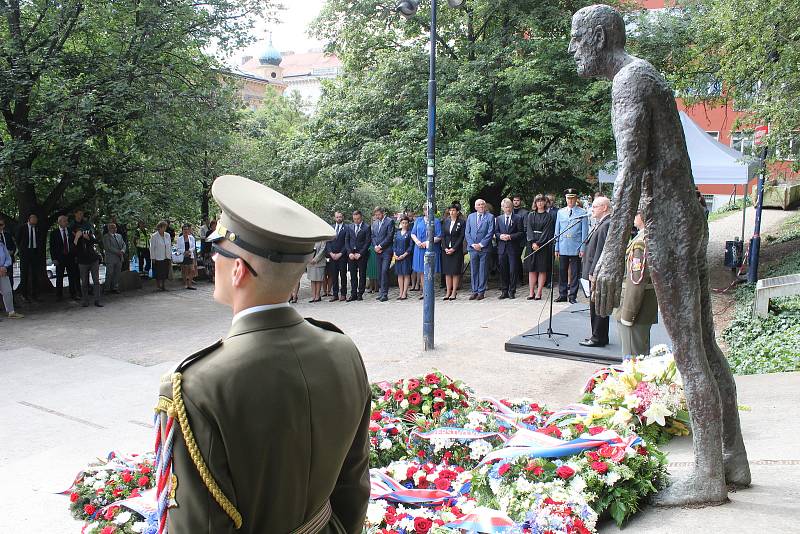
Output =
[
  {"x1": 650, "y1": 266, "x2": 728, "y2": 506},
  {"x1": 697, "y1": 231, "x2": 751, "y2": 487}
]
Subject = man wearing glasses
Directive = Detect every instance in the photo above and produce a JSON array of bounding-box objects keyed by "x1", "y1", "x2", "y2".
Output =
[{"x1": 153, "y1": 175, "x2": 370, "y2": 534}]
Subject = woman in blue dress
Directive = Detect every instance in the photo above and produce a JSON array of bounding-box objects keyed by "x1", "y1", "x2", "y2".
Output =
[
  {"x1": 411, "y1": 206, "x2": 442, "y2": 300},
  {"x1": 393, "y1": 216, "x2": 414, "y2": 300}
]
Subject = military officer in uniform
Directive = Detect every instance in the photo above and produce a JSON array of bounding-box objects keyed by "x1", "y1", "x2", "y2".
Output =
[
  {"x1": 613, "y1": 211, "x2": 658, "y2": 357},
  {"x1": 554, "y1": 189, "x2": 588, "y2": 304},
  {"x1": 154, "y1": 175, "x2": 371, "y2": 534}
]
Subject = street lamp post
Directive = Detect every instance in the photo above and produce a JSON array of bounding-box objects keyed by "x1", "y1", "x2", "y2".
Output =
[{"x1": 398, "y1": 0, "x2": 464, "y2": 350}]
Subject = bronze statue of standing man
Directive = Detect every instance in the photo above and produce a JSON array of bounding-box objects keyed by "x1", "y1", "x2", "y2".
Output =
[{"x1": 568, "y1": 4, "x2": 750, "y2": 505}]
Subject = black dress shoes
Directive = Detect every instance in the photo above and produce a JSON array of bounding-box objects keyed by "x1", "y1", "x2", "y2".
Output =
[
  {"x1": 509, "y1": 292, "x2": 516, "y2": 299},
  {"x1": 499, "y1": 292, "x2": 509, "y2": 299},
  {"x1": 346, "y1": 296, "x2": 357, "y2": 302},
  {"x1": 329, "y1": 296, "x2": 339, "y2": 302},
  {"x1": 568, "y1": 298, "x2": 577, "y2": 304},
  {"x1": 579, "y1": 339, "x2": 607, "y2": 347},
  {"x1": 476, "y1": 293, "x2": 485, "y2": 301},
  {"x1": 469, "y1": 293, "x2": 478, "y2": 300},
  {"x1": 555, "y1": 295, "x2": 568, "y2": 302}
]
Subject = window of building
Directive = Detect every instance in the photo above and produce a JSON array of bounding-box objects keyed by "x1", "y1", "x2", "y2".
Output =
[
  {"x1": 703, "y1": 195, "x2": 715, "y2": 212},
  {"x1": 706, "y1": 131, "x2": 720, "y2": 141},
  {"x1": 730, "y1": 131, "x2": 755, "y2": 157}
]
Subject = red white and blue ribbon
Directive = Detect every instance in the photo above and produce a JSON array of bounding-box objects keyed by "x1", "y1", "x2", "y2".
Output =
[
  {"x1": 445, "y1": 506, "x2": 516, "y2": 533},
  {"x1": 369, "y1": 469, "x2": 463, "y2": 506},
  {"x1": 479, "y1": 429, "x2": 641, "y2": 465},
  {"x1": 408, "y1": 426, "x2": 508, "y2": 448},
  {"x1": 544, "y1": 403, "x2": 592, "y2": 427},
  {"x1": 154, "y1": 411, "x2": 176, "y2": 534}
]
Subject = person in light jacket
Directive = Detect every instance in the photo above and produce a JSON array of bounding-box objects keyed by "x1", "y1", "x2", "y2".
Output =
[
  {"x1": 306, "y1": 240, "x2": 327, "y2": 303},
  {"x1": 0, "y1": 240, "x2": 23, "y2": 319},
  {"x1": 102, "y1": 222, "x2": 127, "y2": 293},
  {"x1": 149, "y1": 221, "x2": 172, "y2": 292},
  {"x1": 174, "y1": 223, "x2": 197, "y2": 290}
]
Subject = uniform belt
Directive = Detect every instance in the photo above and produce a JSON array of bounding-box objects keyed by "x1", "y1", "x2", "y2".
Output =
[{"x1": 290, "y1": 500, "x2": 332, "y2": 534}]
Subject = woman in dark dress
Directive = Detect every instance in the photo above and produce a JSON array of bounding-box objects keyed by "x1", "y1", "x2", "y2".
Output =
[
  {"x1": 393, "y1": 216, "x2": 413, "y2": 299},
  {"x1": 524, "y1": 194, "x2": 555, "y2": 300},
  {"x1": 441, "y1": 204, "x2": 465, "y2": 300}
]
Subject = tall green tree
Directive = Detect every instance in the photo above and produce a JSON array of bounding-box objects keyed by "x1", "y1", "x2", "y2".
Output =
[
  {"x1": 0, "y1": 0, "x2": 276, "y2": 286},
  {"x1": 298, "y1": 0, "x2": 618, "y2": 214}
]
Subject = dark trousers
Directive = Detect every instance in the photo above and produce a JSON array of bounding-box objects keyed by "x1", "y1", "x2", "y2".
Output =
[
  {"x1": 589, "y1": 299, "x2": 610, "y2": 344},
  {"x1": 376, "y1": 249, "x2": 392, "y2": 297},
  {"x1": 79, "y1": 261, "x2": 101, "y2": 305},
  {"x1": 55, "y1": 258, "x2": 80, "y2": 298},
  {"x1": 348, "y1": 256, "x2": 368, "y2": 297},
  {"x1": 327, "y1": 256, "x2": 348, "y2": 297},
  {"x1": 18, "y1": 250, "x2": 41, "y2": 299},
  {"x1": 558, "y1": 254, "x2": 581, "y2": 299},
  {"x1": 137, "y1": 247, "x2": 151, "y2": 275},
  {"x1": 498, "y1": 249, "x2": 519, "y2": 294}
]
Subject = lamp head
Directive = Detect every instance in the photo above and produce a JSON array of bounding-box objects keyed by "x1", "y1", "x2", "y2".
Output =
[{"x1": 397, "y1": 0, "x2": 419, "y2": 18}]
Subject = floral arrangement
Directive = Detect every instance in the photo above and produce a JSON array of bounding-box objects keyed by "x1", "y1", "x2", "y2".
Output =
[
  {"x1": 578, "y1": 345, "x2": 690, "y2": 444},
  {"x1": 373, "y1": 372, "x2": 471, "y2": 421},
  {"x1": 66, "y1": 453, "x2": 157, "y2": 534},
  {"x1": 68, "y1": 364, "x2": 684, "y2": 534}
]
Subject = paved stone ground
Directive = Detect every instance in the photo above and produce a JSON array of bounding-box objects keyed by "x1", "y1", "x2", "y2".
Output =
[{"x1": 0, "y1": 207, "x2": 797, "y2": 533}]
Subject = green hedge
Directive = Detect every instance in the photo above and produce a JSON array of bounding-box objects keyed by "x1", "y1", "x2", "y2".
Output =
[{"x1": 722, "y1": 249, "x2": 800, "y2": 375}]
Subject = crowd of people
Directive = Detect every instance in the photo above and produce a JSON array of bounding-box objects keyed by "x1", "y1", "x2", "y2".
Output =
[{"x1": 0, "y1": 210, "x2": 225, "y2": 319}]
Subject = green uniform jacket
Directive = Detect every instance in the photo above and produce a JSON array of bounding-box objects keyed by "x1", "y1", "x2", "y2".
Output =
[
  {"x1": 613, "y1": 233, "x2": 658, "y2": 326},
  {"x1": 158, "y1": 306, "x2": 371, "y2": 533}
]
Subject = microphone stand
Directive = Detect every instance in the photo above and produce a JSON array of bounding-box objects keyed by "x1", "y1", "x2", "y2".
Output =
[{"x1": 522, "y1": 216, "x2": 587, "y2": 346}]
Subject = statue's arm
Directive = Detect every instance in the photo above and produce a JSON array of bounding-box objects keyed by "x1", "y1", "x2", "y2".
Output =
[{"x1": 593, "y1": 71, "x2": 649, "y2": 316}]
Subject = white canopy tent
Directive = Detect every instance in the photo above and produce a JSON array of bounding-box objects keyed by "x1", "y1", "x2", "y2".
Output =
[{"x1": 598, "y1": 111, "x2": 761, "y2": 185}]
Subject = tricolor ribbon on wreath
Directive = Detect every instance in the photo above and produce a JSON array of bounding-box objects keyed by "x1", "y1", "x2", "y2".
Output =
[
  {"x1": 407, "y1": 426, "x2": 508, "y2": 449},
  {"x1": 153, "y1": 404, "x2": 177, "y2": 534},
  {"x1": 477, "y1": 397, "x2": 551, "y2": 432},
  {"x1": 544, "y1": 403, "x2": 592, "y2": 427},
  {"x1": 444, "y1": 506, "x2": 517, "y2": 533},
  {"x1": 478, "y1": 428, "x2": 641, "y2": 466},
  {"x1": 369, "y1": 469, "x2": 467, "y2": 506}
]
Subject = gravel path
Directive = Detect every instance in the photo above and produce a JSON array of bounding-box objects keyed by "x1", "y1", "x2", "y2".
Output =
[{"x1": 706, "y1": 206, "x2": 794, "y2": 290}]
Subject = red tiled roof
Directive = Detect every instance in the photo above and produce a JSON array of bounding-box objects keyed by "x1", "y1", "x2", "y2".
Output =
[{"x1": 241, "y1": 51, "x2": 341, "y2": 77}]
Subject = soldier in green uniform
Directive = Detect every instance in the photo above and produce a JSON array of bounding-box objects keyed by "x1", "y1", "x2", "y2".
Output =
[
  {"x1": 154, "y1": 175, "x2": 371, "y2": 534},
  {"x1": 612, "y1": 211, "x2": 658, "y2": 357}
]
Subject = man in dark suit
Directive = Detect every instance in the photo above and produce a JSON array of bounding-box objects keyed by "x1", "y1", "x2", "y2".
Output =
[
  {"x1": 371, "y1": 207, "x2": 395, "y2": 302},
  {"x1": 325, "y1": 211, "x2": 348, "y2": 302},
  {"x1": 15, "y1": 213, "x2": 45, "y2": 301},
  {"x1": 580, "y1": 196, "x2": 613, "y2": 347},
  {"x1": 345, "y1": 210, "x2": 371, "y2": 301},
  {"x1": 494, "y1": 198, "x2": 524, "y2": 299},
  {"x1": 0, "y1": 218, "x2": 15, "y2": 286},
  {"x1": 50, "y1": 215, "x2": 80, "y2": 300}
]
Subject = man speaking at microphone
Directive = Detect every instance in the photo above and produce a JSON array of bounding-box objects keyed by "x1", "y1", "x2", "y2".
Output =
[
  {"x1": 580, "y1": 196, "x2": 612, "y2": 347},
  {"x1": 554, "y1": 189, "x2": 589, "y2": 304}
]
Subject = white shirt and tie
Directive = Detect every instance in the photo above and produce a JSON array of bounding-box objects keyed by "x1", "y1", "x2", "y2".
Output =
[{"x1": 27, "y1": 223, "x2": 38, "y2": 249}]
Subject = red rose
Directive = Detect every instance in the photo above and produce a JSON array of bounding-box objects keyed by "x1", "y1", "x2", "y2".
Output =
[
  {"x1": 371, "y1": 411, "x2": 383, "y2": 421},
  {"x1": 393, "y1": 390, "x2": 405, "y2": 402},
  {"x1": 385, "y1": 512, "x2": 397, "y2": 526},
  {"x1": 100, "y1": 526, "x2": 115, "y2": 534},
  {"x1": 498, "y1": 425, "x2": 507, "y2": 433},
  {"x1": 413, "y1": 516, "x2": 433, "y2": 534},
  {"x1": 129, "y1": 489, "x2": 140, "y2": 498},
  {"x1": 389, "y1": 427, "x2": 399, "y2": 436},
  {"x1": 408, "y1": 393, "x2": 422, "y2": 405},
  {"x1": 83, "y1": 504, "x2": 96, "y2": 516},
  {"x1": 137, "y1": 476, "x2": 149, "y2": 487},
  {"x1": 439, "y1": 468, "x2": 457, "y2": 481},
  {"x1": 417, "y1": 475, "x2": 428, "y2": 488},
  {"x1": 530, "y1": 403, "x2": 541, "y2": 412},
  {"x1": 69, "y1": 492, "x2": 79, "y2": 503},
  {"x1": 598, "y1": 445, "x2": 614, "y2": 458},
  {"x1": 588, "y1": 426, "x2": 605, "y2": 436},
  {"x1": 524, "y1": 462, "x2": 544, "y2": 476},
  {"x1": 574, "y1": 423, "x2": 585, "y2": 433},
  {"x1": 538, "y1": 425, "x2": 562, "y2": 438},
  {"x1": 586, "y1": 451, "x2": 599, "y2": 461},
  {"x1": 555, "y1": 465, "x2": 575, "y2": 479},
  {"x1": 139, "y1": 465, "x2": 151, "y2": 474},
  {"x1": 591, "y1": 461, "x2": 609, "y2": 474},
  {"x1": 417, "y1": 450, "x2": 426, "y2": 458},
  {"x1": 406, "y1": 466, "x2": 419, "y2": 479},
  {"x1": 112, "y1": 488, "x2": 122, "y2": 498},
  {"x1": 498, "y1": 463, "x2": 511, "y2": 476},
  {"x1": 434, "y1": 477, "x2": 450, "y2": 490},
  {"x1": 450, "y1": 506, "x2": 462, "y2": 516},
  {"x1": 637, "y1": 445, "x2": 649, "y2": 456},
  {"x1": 121, "y1": 471, "x2": 133, "y2": 483}
]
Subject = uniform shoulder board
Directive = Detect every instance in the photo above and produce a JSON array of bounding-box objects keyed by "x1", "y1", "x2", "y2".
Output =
[
  {"x1": 305, "y1": 317, "x2": 344, "y2": 334},
  {"x1": 175, "y1": 339, "x2": 223, "y2": 373}
]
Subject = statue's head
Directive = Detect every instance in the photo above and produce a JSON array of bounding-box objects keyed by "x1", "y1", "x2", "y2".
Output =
[{"x1": 569, "y1": 4, "x2": 626, "y2": 78}]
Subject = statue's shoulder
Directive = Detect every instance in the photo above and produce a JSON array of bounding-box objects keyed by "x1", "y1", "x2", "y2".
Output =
[{"x1": 613, "y1": 57, "x2": 661, "y2": 89}]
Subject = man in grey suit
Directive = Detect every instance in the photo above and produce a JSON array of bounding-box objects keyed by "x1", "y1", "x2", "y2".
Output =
[
  {"x1": 465, "y1": 199, "x2": 494, "y2": 300},
  {"x1": 580, "y1": 196, "x2": 612, "y2": 347},
  {"x1": 102, "y1": 222, "x2": 126, "y2": 293},
  {"x1": 371, "y1": 207, "x2": 395, "y2": 302}
]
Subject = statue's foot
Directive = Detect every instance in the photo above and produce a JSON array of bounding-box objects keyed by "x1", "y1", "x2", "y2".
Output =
[
  {"x1": 724, "y1": 449, "x2": 751, "y2": 488},
  {"x1": 651, "y1": 472, "x2": 728, "y2": 507}
]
